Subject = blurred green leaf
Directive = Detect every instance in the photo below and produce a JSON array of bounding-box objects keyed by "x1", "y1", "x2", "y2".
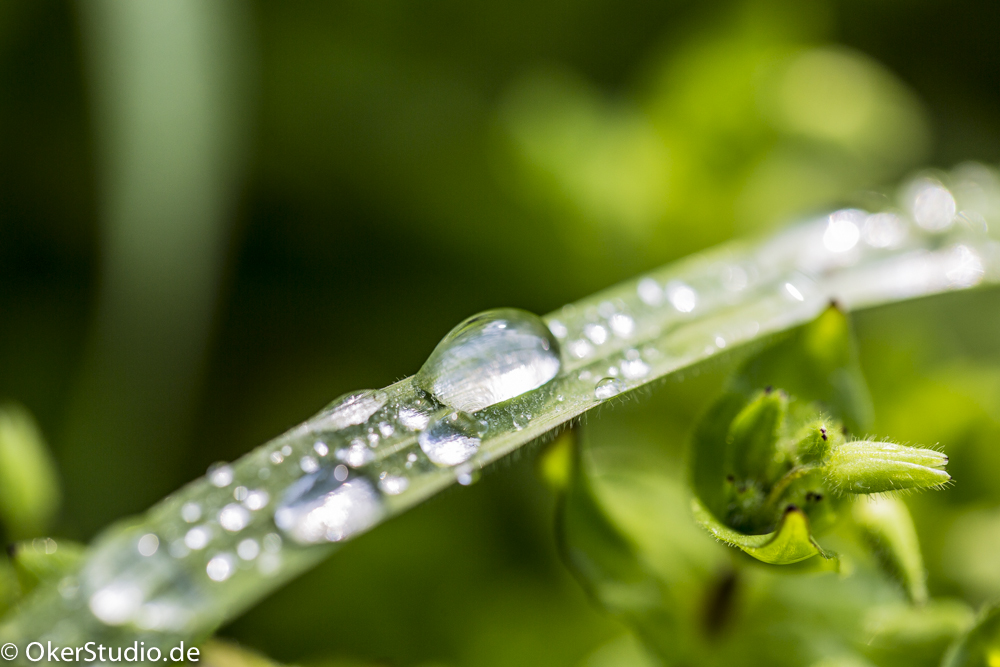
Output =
[
  {"x1": 9, "y1": 537, "x2": 84, "y2": 599},
  {"x1": 0, "y1": 404, "x2": 61, "y2": 539},
  {"x1": 942, "y1": 603, "x2": 1000, "y2": 667}
]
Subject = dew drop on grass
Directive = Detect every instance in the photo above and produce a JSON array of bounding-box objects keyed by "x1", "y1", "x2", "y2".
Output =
[
  {"x1": 418, "y1": 411, "x2": 486, "y2": 466},
  {"x1": 312, "y1": 390, "x2": 387, "y2": 431},
  {"x1": 594, "y1": 377, "x2": 625, "y2": 400},
  {"x1": 273, "y1": 467, "x2": 384, "y2": 545},
  {"x1": 417, "y1": 308, "x2": 561, "y2": 413}
]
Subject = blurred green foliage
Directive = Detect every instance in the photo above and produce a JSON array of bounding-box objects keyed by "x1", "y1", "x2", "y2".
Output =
[{"x1": 1, "y1": 0, "x2": 999, "y2": 664}]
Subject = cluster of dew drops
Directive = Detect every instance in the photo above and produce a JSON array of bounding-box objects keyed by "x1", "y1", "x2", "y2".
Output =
[{"x1": 76, "y1": 168, "x2": 996, "y2": 633}]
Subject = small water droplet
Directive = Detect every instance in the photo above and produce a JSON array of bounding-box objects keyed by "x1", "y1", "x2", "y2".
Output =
[
  {"x1": 378, "y1": 422, "x2": 395, "y2": 438},
  {"x1": 206, "y1": 553, "x2": 235, "y2": 582},
  {"x1": 784, "y1": 282, "x2": 805, "y2": 301},
  {"x1": 208, "y1": 463, "x2": 234, "y2": 488},
  {"x1": 281, "y1": 445, "x2": 293, "y2": 457},
  {"x1": 594, "y1": 378, "x2": 625, "y2": 400},
  {"x1": 721, "y1": 265, "x2": 749, "y2": 292},
  {"x1": 908, "y1": 178, "x2": 956, "y2": 231},
  {"x1": 583, "y1": 323, "x2": 608, "y2": 345},
  {"x1": 548, "y1": 319, "x2": 568, "y2": 339},
  {"x1": 609, "y1": 313, "x2": 634, "y2": 337},
  {"x1": 378, "y1": 474, "x2": 409, "y2": 495},
  {"x1": 512, "y1": 412, "x2": 530, "y2": 430},
  {"x1": 244, "y1": 489, "x2": 270, "y2": 510},
  {"x1": 666, "y1": 281, "x2": 697, "y2": 313},
  {"x1": 263, "y1": 533, "x2": 282, "y2": 553},
  {"x1": 237, "y1": 539, "x2": 260, "y2": 561},
  {"x1": 620, "y1": 355, "x2": 650, "y2": 380},
  {"x1": 337, "y1": 441, "x2": 374, "y2": 467},
  {"x1": 300, "y1": 456, "x2": 319, "y2": 474},
  {"x1": 273, "y1": 468, "x2": 384, "y2": 544},
  {"x1": 568, "y1": 339, "x2": 593, "y2": 359},
  {"x1": 417, "y1": 308, "x2": 561, "y2": 413},
  {"x1": 313, "y1": 390, "x2": 388, "y2": 431},
  {"x1": 269, "y1": 450, "x2": 285, "y2": 465},
  {"x1": 90, "y1": 583, "x2": 143, "y2": 625},
  {"x1": 334, "y1": 464, "x2": 349, "y2": 481},
  {"x1": 219, "y1": 504, "x2": 251, "y2": 532},
  {"x1": 137, "y1": 534, "x2": 159, "y2": 557},
  {"x1": 418, "y1": 411, "x2": 486, "y2": 466},
  {"x1": 313, "y1": 441, "x2": 329, "y2": 457},
  {"x1": 456, "y1": 464, "x2": 479, "y2": 486},
  {"x1": 637, "y1": 278, "x2": 663, "y2": 306},
  {"x1": 233, "y1": 486, "x2": 249, "y2": 502},
  {"x1": 863, "y1": 212, "x2": 906, "y2": 248},
  {"x1": 398, "y1": 406, "x2": 431, "y2": 431},
  {"x1": 181, "y1": 502, "x2": 202, "y2": 523},
  {"x1": 184, "y1": 526, "x2": 212, "y2": 551},
  {"x1": 714, "y1": 336, "x2": 727, "y2": 349}
]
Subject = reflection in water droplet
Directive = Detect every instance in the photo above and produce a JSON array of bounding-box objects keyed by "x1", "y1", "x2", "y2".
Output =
[
  {"x1": 784, "y1": 282, "x2": 805, "y2": 301},
  {"x1": 313, "y1": 441, "x2": 329, "y2": 457},
  {"x1": 208, "y1": 463, "x2": 234, "y2": 488},
  {"x1": 273, "y1": 468, "x2": 384, "y2": 545},
  {"x1": 666, "y1": 281, "x2": 697, "y2": 313},
  {"x1": 620, "y1": 354, "x2": 650, "y2": 380},
  {"x1": 512, "y1": 412, "x2": 530, "y2": 430},
  {"x1": 568, "y1": 339, "x2": 593, "y2": 359},
  {"x1": 594, "y1": 378, "x2": 625, "y2": 400},
  {"x1": 313, "y1": 390, "x2": 388, "y2": 431},
  {"x1": 269, "y1": 451, "x2": 284, "y2": 465},
  {"x1": 418, "y1": 411, "x2": 485, "y2": 466},
  {"x1": 397, "y1": 406, "x2": 431, "y2": 431},
  {"x1": 417, "y1": 308, "x2": 561, "y2": 413}
]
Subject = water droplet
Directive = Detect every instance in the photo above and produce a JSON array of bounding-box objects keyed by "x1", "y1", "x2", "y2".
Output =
[
  {"x1": 418, "y1": 411, "x2": 486, "y2": 466},
  {"x1": 181, "y1": 502, "x2": 202, "y2": 523},
  {"x1": 184, "y1": 526, "x2": 211, "y2": 550},
  {"x1": 822, "y1": 209, "x2": 863, "y2": 253},
  {"x1": 90, "y1": 583, "x2": 143, "y2": 625},
  {"x1": 274, "y1": 468, "x2": 384, "y2": 544},
  {"x1": 378, "y1": 422, "x2": 395, "y2": 438},
  {"x1": 456, "y1": 464, "x2": 479, "y2": 486},
  {"x1": 548, "y1": 319, "x2": 568, "y2": 339},
  {"x1": 722, "y1": 265, "x2": 748, "y2": 292},
  {"x1": 512, "y1": 412, "x2": 530, "y2": 430},
  {"x1": 417, "y1": 308, "x2": 561, "y2": 413},
  {"x1": 398, "y1": 406, "x2": 431, "y2": 431},
  {"x1": 313, "y1": 390, "x2": 388, "y2": 431},
  {"x1": 594, "y1": 378, "x2": 625, "y2": 400},
  {"x1": 233, "y1": 486, "x2": 249, "y2": 502},
  {"x1": 244, "y1": 489, "x2": 270, "y2": 511},
  {"x1": 337, "y1": 441, "x2": 374, "y2": 467},
  {"x1": 908, "y1": 178, "x2": 956, "y2": 231},
  {"x1": 945, "y1": 244, "x2": 984, "y2": 287},
  {"x1": 583, "y1": 323, "x2": 608, "y2": 345},
  {"x1": 269, "y1": 450, "x2": 285, "y2": 465},
  {"x1": 637, "y1": 278, "x2": 662, "y2": 306},
  {"x1": 281, "y1": 445, "x2": 293, "y2": 457},
  {"x1": 620, "y1": 353, "x2": 650, "y2": 380},
  {"x1": 300, "y1": 456, "x2": 319, "y2": 474},
  {"x1": 609, "y1": 313, "x2": 634, "y2": 337},
  {"x1": 208, "y1": 463, "x2": 234, "y2": 488},
  {"x1": 237, "y1": 539, "x2": 260, "y2": 561},
  {"x1": 219, "y1": 504, "x2": 251, "y2": 532},
  {"x1": 863, "y1": 212, "x2": 906, "y2": 248},
  {"x1": 666, "y1": 282, "x2": 697, "y2": 313},
  {"x1": 263, "y1": 533, "x2": 282, "y2": 553},
  {"x1": 206, "y1": 553, "x2": 235, "y2": 582},
  {"x1": 568, "y1": 339, "x2": 593, "y2": 359},
  {"x1": 137, "y1": 534, "x2": 159, "y2": 557},
  {"x1": 714, "y1": 336, "x2": 727, "y2": 349},
  {"x1": 313, "y1": 441, "x2": 329, "y2": 457},
  {"x1": 378, "y1": 474, "x2": 409, "y2": 495}
]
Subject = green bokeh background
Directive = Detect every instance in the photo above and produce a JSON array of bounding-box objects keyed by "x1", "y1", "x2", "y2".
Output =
[{"x1": 1, "y1": 0, "x2": 998, "y2": 664}]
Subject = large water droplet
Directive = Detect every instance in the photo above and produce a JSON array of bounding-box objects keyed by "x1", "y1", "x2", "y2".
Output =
[
  {"x1": 417, "y1": 308, "x2": 561, "y2": 413},
  {"x1": 418, "y1": 411, "x2": 486, "y2": 466},
  {"x1": 273, "y1": 467, "x2": 384, "y2": 545}
]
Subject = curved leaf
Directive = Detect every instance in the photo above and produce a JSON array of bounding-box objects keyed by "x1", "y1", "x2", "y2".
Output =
[{"x1": 692, "y1": 497, "x2": 831, "y2": 565}]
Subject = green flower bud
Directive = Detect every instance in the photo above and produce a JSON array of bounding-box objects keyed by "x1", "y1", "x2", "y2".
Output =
[
  {"x1": 793, "y1": 420, "x2": 840, "y2": 465},
  {"x1": 726, "y1": 389, "x2": 787, "y2": 481},
  {"x1": 825, "y1": 440, "x2": 949, "y2": 494}
]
